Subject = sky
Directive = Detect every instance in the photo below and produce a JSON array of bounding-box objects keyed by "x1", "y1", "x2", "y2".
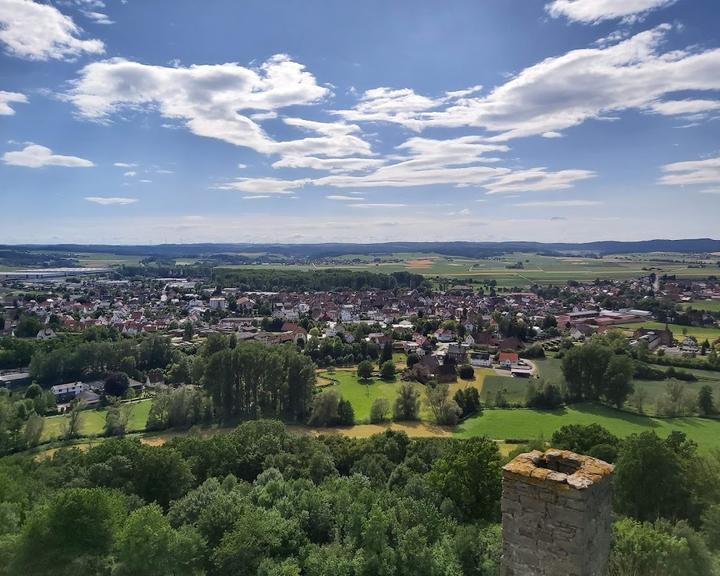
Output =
[{"x1": 1, "y1": 0, "x2": 719, "y2": 245}]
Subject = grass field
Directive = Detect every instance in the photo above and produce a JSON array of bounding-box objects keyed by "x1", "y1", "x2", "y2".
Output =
[
  {"x1": 317, "y1": 366, "x2": 493, "y2": 423},
  {"x1": 455, "y1": 403, "x2": 720, "y2": 450},
  {"x1": 41, "y1": 399, "x2": 152, "y2": 442},
  {"x1": 481, "y1": 375, "x2": 528, "y2": 405},
  {"x1": 615, "y1": 321, "x2": 720, "y2": 343},
  {"x1": 683, "y1": 300, "x2": 720, "y2": 313},
  {"x1": 535, "y1": 356, "x2": 720, "y2": 416}
]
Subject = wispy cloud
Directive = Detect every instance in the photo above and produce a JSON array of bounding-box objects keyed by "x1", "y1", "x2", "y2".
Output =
[
  {"x1": 513, "y1": 200, "x2": 603, "y2": 207},
  {"x1": 0, "y1": 90, "x2": 27, "y2": 115},
  {"x1": 326, "y1": 195, "x2": 366, "y2": 201},
  {"x1": 84, "y1": 196, "x2": 137, "y2": 205}
]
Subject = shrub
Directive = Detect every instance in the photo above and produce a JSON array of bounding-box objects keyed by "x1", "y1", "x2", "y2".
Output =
[
  {"x1": 458, "y1": 364, "x2": 475, "y2": 380},
  {"x1": 380, "y1": 360, "x2": 396, "y2": 381}
]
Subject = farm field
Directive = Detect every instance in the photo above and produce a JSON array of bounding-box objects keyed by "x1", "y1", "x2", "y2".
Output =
[
  {"x1": 213, "y1": 251, "x2": 718, "y2": 287},
  {"x1": 41, "y1": 399, "x2": 152, "y2": 442},
  {"x1": 455, "y1": 403, "x2": 720, "y2": 450}
]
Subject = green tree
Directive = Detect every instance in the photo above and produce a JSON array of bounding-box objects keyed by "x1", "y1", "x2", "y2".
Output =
[
  {"x1": 427, "y1": 437, "x2": 502, "y2": 521},
  {"x1": 380, "y1": 360, "x2": 396, "y2": 381},
  {"x1": 698, "y1": 385, "x2": 714, "y2": 416},
  {"x1": 603, "y1": 354, "x2": 635, "y2": 408},
  {"x1": 357, "y1": 360, "x2": 374, "y2": 381},
  {"x1": 393, "y1": 382, "x2": 420, "y2": 421},
  {"x1": 11, "y1": 488, "x2": 125, "y2": 576},
  {"x1": 370, "y1": 398, "x2": 391, "y2": 423},
  {"x1": 615, "y1": 432, "x2": 691, "y2": 521},
  {"x1": 115, "y1": 504, "x2": 204, "y2": 576},
  {"x1": 425, "y1": 383, "x2": 461, "y2": 425}
]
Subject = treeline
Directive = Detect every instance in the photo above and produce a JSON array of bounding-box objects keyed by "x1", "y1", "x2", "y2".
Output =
[
  {"x1": 200, "y1": 339, "x2": 316, "y2": 422},
  {"x1": 29, "y1": 335, "x2": 176, "y2": 387},
  {"x1": 212, "y1": 268, "x2": 429, "y2": 291},
  {"x1": 2, "y1": 422, "x2": 720, "y2": 574}
]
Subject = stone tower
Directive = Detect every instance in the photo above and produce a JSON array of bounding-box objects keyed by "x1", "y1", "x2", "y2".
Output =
[{"x1": 501, "y1": 448, "x2": 614, "y2": 576}]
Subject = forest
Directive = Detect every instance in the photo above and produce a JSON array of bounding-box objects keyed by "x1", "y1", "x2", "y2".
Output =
[{"x1": 0, "y1": 421, "x2": 719, "y2": 575}]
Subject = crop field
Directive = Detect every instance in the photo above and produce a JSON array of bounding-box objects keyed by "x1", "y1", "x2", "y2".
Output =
[
  {"x1": 214, "y1": 251, "x2": 718, "y2": 287},
  {"x1": 455, "y1": 403, "x2": 720, "y2": 450}
]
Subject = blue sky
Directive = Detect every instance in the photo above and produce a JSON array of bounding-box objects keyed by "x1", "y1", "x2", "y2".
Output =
[{"x1": 1, "y1": 0, "x2": 719, "y2": 244}]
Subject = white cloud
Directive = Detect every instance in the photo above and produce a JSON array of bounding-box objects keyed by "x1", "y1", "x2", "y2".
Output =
[
  {"x1": 334, "y1": 26, "x2": 720, "y2": 142},
  {"x1": 0, "y1": 90, "x2": 27, "y2": 115},
  {"x1": 659, "y1": 155, "x2": 720, "y2": 187},
  {"x1": 84, "y1": 196, "x2": 137, "y2": 205},
  {"x1": 541, "y1": 131, "x2": 564, "y2": 139},
  {"x1": 649, "y1": 99, "x2": 720, "y2": 117},
  {"x1": 139, "y1": 179, "x2": 152, "y2": 183},
  {"x1": 68, "y1": 55, "x2": 331, "y2": 154},
  {"x1": 82, "y1": 10, "x2": 114, "y2": 25},
  {"x1": 513, "y1": 199, "x2": 603, "y2": 207},
  {"x1": 216, "y1": 177, "x2": 309, "y2": 195},
  {"x1": 113, "y1": 162, "x2": 136, "y2": 168},
  {"x1": 242, "y1": 195, "x2": 270, "y2": 200},
  {"x1": 483, "y1": 168, "x2": 596, "y2": 194},
  {"x1": 0, "y1": 0, "x2": 104, "y2": 61},
  {"x1": 3, "y1": 144, "x2": 94, "y2": 167},
  {"x1": 545, "y1": 0, "x2": 675, "y2": 24},
  {"x1": 349, "y1": 203, "x2": 407, "y2": 208},
  {"x1": 326, "y1": 195, "x2": 365, "y2": 201},
  {"x1": 123, "y1": 170, "x2": 136, "y2": 177},
  {"x1": 700, "y1": 188, "x2": 720, "y2": 195}
]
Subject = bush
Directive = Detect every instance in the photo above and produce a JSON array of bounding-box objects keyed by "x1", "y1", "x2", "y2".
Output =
[
  {"x1": 454, "y1": 387, "x2": 481, "y2": 418},
  {"x1": 520, "y1": 344, "x2": 545, "y2": 359},
  {"x1": 458, "y1": 364, "x2": 475, "y2": 380},
  {"x1": 369, "y1": 398, "x2": 391, "y2": 423},
  {"x1": 308, "y1": 390, "x2": 354, "y2": 427}
]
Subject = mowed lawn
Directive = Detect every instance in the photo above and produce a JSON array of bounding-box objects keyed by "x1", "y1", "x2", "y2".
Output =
[
  {"x1": 41, "y1": 399, "x2": 152, "y2": 442},
  {"x1": 481, "y1": 374, "x2": 528, "y2": 405},
  {"x1": 455, "y1": 403, "x2": 720, "y2": 450},
  {"x1": 317, "y1": 367, "x2": 493, "y2": 423}
]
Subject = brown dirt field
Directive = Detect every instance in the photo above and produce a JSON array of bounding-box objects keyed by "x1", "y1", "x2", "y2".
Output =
[
  {"x1": 286, "y1": 421, "x2": 453, "y2": 438},
  {"x1": 405, "y1": 259, "x2": 435, "y2": 269}
]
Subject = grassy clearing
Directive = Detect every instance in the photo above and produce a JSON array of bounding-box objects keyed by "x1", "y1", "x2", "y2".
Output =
[
  {"x1": 41, "y1": 399, "x2": 152, "y2": 442},
  {"x1": 318, "y1": 366, "x2": 493, "y2": 423},
  {"x1": 455, "y1": 403, "x2": 720, "y2": 450}
]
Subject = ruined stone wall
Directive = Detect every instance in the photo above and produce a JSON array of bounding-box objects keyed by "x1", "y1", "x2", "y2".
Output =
[{"x1": 501, "y1": 449, "x2": 614, "y2": 576}]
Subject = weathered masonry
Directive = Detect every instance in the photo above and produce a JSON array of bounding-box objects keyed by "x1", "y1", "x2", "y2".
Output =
[{"x1": 501, "y1": 449, "x2": 614, "y2": 576}]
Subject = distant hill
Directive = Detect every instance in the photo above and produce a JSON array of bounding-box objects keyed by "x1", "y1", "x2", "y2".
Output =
[{"x1": 4, "y1": 239, "x2": 720, "y2": 259}]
